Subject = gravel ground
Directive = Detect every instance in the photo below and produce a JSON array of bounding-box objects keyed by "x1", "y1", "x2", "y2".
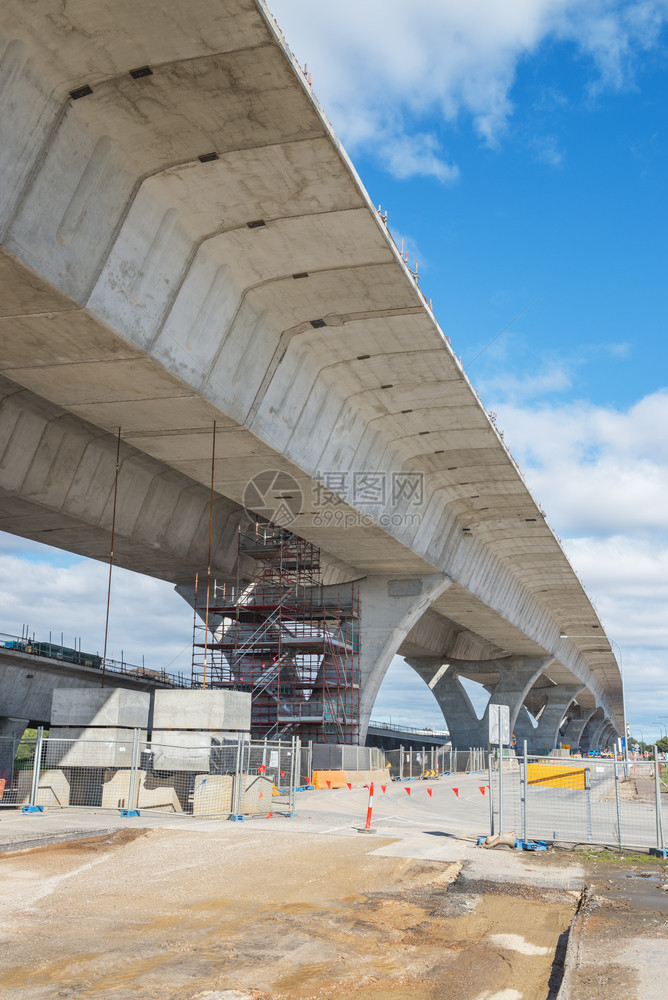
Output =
[{"x1": 0, "y1": 826, "x2": 576, "y2": 1000}]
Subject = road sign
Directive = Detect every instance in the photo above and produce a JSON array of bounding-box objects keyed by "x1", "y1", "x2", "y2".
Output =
[{"x1": 489, "y1": 704, "x2": 510, "y2": 745}]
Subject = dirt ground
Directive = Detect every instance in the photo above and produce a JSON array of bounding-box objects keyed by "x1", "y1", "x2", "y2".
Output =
[{"x1": 0, "y1": 827, "x2": 577, "y2": 1000}]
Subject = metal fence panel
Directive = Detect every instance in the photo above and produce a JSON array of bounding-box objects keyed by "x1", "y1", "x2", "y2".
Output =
[
  {"x1": 0, "y1": 736, "x2": 37, "y2": 807},
  {"x1": 486, "y1": 752, "x2": 668, "y2": 851}
]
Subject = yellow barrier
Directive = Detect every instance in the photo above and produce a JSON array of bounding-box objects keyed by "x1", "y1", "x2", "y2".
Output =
[
  {"x1": 527, "y1": 763, "x2": 588, "y2": 790},
  {"x1": 312, "y1": 770, "x2": 349, "y2": 789}
]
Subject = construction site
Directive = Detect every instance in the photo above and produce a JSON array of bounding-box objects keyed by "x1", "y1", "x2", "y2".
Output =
[{"x1": 191, "y1": 527, "x2": 360, "y2": 745}]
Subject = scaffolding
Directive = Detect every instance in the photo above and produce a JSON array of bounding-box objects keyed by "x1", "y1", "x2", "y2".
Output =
[{"x1": 191, "y1": 525, "x2": 360, "y2": 743}]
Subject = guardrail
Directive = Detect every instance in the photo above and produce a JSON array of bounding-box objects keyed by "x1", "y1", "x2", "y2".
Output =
[
  {"x1": 368, "y1": 719, "x2": 450, "y2": 737},
  {"x1": 0, "y1": 632, "x2": 189, "y2": 688}
]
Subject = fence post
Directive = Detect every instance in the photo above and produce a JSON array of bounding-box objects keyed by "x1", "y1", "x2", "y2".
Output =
[
  {"x1": 488, "y1": 753, "x2": 495, "y2": 837},
  {"x1": 585, "y1": 767, "x2": 592, "y2": 842},
  {"x1": 654, "y1": 745, "x2": 665, "y2": 852},
  {"x1": 498, "y1": 742, "x2": 504, "y2": 833},
  {"x1": 24, "y1": 726, "x2": 44, "y2": 813},
  {"x1": 121, "y1": 728, "x2": 141, "y2": 816},
  {"x1": 522, "y1": 739, "x2": 528, "y2": 843},
  {"x1": 308, "y1": 740, "x2": 313, "y2": 784},
  {"x1": 229, "y1": 733, "x2": 243, "y2": 821},
  {"x1": 614, "y1": 757, "x2": 623, "y2": 850},
  {"x1": 399, "y1": 745, "x2": 404, "y2": 780}
]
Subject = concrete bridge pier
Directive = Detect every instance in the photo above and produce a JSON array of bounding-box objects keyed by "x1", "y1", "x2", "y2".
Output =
[
  {"x1": 599, "y1": 723, "x2": 618, "y2": 749},
  {"x1": 0, "y1": 716, "x2": 30, "y2": 780},
  {"x1": 560, "y1": 706, "x2": 597, "y2": 750},
  {"x1": 514, "y1": 684, "x2": 584, "y2": 754},
  {"x1": 357, "y1": 575, "x2": 452, "y2": 741},
  {"x1": 588, "y1": 714, "x2": 613, "y2": 751},
  {"x1": 580, "y1": 709, "x2": 605, "y2": 753},
  {"x1": 407, "y1": 655, "x2": 553, "y2": 749}
]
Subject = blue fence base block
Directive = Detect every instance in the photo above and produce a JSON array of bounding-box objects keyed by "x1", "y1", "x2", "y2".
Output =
[
  {"x1": 228, "y1": 814, "x2": 245, "y2": 822},
  {"x1": 120, "y1": 809, "x2": 140, "y2": 817},
  {"x1": 514, "y1": 838, "x2": 548, "y2": 852},
  {"x1": 296, "y1": 785, "x2": 314, "y2": 792},
  {"x1": 649, "y1": 847, "x2": 668, "y2": 859},
  {"x1": 21, "y1": 805, "x2": 44, "y2": 813},
  {"x1": 477, "y1": 836, "x2": 487, "y2": 846}
]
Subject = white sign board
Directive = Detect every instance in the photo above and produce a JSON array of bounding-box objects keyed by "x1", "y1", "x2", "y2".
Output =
[{"x1": 489, "y1": 704, "x2": 510, "y2": 745}]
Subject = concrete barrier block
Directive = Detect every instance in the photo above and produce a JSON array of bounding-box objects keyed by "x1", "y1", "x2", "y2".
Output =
[
  {"x1": 51, "y1": 689, "x2": 150, "y2": 728},
  {"x1": 101, "y1": 769, "x2": 184, "y2": 812},
  {"x1": 235, "y1": 774, "x2": 274, "y2": 814},
  {"x1": 192, "y1": 774, "x2": 234, "y2": 815},
  {"x1": 152, "y1": 689, "x2": 251, "y2": 732},
  {"x1": 17, "y1": 768, "x2": 71, "y2": 806}
]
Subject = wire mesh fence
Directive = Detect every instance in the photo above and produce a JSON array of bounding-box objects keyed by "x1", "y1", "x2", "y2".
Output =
[
  {"x1": 385, "y1": 746, "x2": 489, "y2": 779},
  {"x1": 0, "y1": 730, "x2": 305, "y2": 819},
  {"x1": 487, "y1": 749, "x2": 667, "y2": 852}
]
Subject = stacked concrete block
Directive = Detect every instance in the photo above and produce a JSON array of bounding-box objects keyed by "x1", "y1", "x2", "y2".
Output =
[
  {"x1": 48, "y1": 689, "x2": 149, "y2": 768},
  {"x1": 148, "y1": 689, "x2": 251, "y2": 773},
  {"x1": 152, "y1": 689, "x2": 251, "y2": 733}
]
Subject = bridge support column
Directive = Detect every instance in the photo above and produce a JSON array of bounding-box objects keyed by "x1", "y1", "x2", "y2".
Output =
[
  {"x1": 0, "y1": 716, "x2": 30, "y2": 781},
  {"x1": 589, "y1": 716, "x2": 612, "y2": 751},
  {"x1": 357, "y1": 574, "x2": 452, "y2": 742},
  {"x1": 600, "y1": 723, "x2": 618, "y2": 750},
  {"x1": 560, "y1": 706, "x2": 596, "y2": 751},
  {"x1": 406, "y1": 655, "x2": 554, "y2": 749},
  {"x1": 515, "y1": 684, "x2": 584, "y2": 753},
  {"x1": 580, "y1": 710, "x2": 604, "y2": 753}
]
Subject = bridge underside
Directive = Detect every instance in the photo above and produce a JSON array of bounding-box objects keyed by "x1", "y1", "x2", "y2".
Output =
[{"x1": 0, "y1": 0, "x2": 622, "y2": 747}]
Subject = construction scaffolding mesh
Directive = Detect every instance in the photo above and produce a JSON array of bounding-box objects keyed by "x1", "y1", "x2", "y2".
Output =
[{"x1": 192, "y1": 526, "x2": 360, "y2": 744}]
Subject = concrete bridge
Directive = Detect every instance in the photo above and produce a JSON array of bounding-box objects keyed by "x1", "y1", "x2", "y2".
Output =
[{"x1": 0, "y1": 0, "x2": 622, "y2": 750}]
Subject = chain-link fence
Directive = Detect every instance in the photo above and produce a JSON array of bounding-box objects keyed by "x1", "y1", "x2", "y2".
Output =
[
  {"x1": 385, "y1": 746, "x2": 489, "y2": 779},
  {"x1": 487, "y1": 749, "x2": 667, "y2": 852},
  {"x1": 0, "y1": 730, "x2": 305, "y2": 819}
]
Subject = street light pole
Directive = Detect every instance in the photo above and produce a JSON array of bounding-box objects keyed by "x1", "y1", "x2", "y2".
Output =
[{"x1": 559, "y1": 632, "x2": 628, "y2": 762}]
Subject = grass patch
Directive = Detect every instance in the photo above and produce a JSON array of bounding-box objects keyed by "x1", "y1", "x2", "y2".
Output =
[{"x1": 575, "y1": 847, "x2": 668, "y2": 867}]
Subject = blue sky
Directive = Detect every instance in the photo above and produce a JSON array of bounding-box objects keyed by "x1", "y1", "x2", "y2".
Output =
[{"x1": 2, "y1": 0, "x2": 668, "y2": 742}]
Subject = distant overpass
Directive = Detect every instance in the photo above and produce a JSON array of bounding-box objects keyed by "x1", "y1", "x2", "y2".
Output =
[
  {"x1": 0, "y1": 634, "x2": 183, "y2": 775},
  {"x1": 0, "y1": 0, "x2": 622, "y2": 750},
  {"x1": 366, "y1": 721, "x2": 450, "y2": 751}
]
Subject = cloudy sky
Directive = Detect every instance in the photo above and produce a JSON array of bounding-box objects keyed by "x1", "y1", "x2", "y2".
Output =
[{"x1": 3, "y1": 0, "x2": 668, "y2": 741}]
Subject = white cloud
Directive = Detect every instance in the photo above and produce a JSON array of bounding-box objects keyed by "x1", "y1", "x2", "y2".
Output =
[
  {"x1": 493, "y1": 389, "x2": 668, "y2": 534},
  {"x1": 383, "y1": 132, "x2": 459, "y2": 183},
  {"x1": 268, "y1": 0, "x2": 668, "y2": 177},
  {"x1": 482, "y1": 388, "x2": 668, "y2": 738}
]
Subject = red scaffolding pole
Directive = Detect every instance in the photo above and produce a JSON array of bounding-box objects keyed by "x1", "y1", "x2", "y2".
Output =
[{"x1": 191, "y1": 525, "x2": 360, "y2": 743}]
